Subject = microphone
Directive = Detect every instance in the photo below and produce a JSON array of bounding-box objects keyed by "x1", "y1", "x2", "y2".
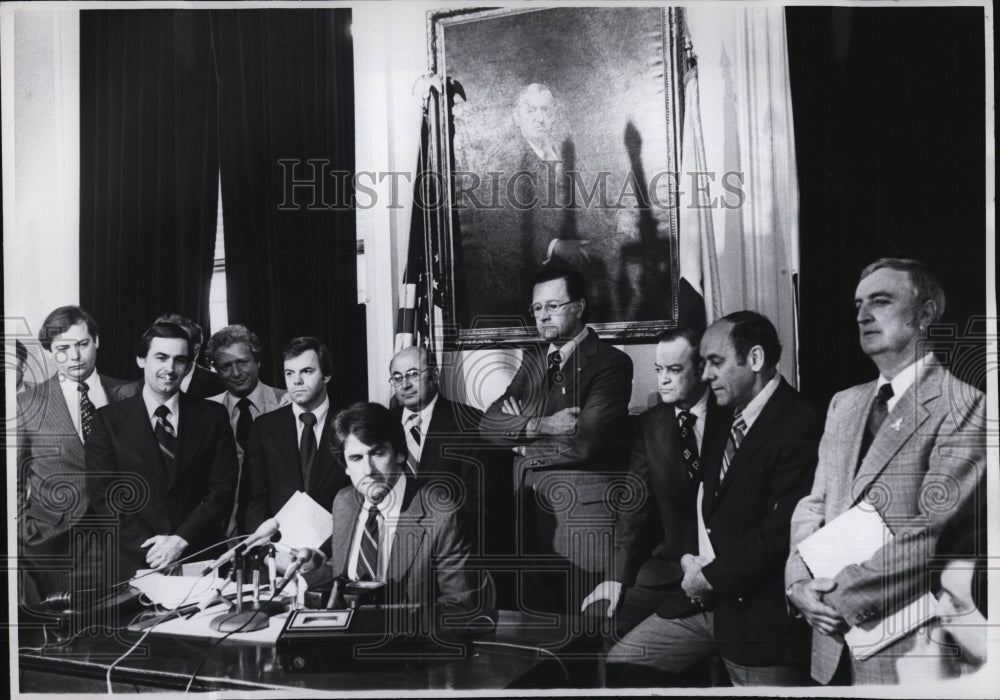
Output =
[
  {"x1": 201, "y1": 519, "x2": 281, "y2": 575},
  {"x1": 274, "y1": 547, "x2": 327, "y2": 594}
]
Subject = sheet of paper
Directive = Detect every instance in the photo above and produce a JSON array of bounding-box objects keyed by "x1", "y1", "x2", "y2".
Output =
[
  {"x1": 797, "y1": 505, "x2": 893, "y2": 580},
  {"x1": 130, "y1": 570, "x2": 235, "y2": 609},
  {"x1": 273, "y1": 490, "x2": 333, "y2": 549}
]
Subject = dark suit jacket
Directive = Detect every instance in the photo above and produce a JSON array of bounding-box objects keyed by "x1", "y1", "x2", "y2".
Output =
[
  {"x1": 612, "y1": 396, "x2": 729, "y2": 619},
  {"x1": 479, "y1": 328, "x2": 632, "y2": 571},
  {"x1": 698, "y1": 377, "x2": 822, "y2": 667},
  {"x1": 390, "y1": 397, "x2": 506, "y2": 539},
  {"x1": 305, "y1": 479, "x2": 488, "y2": 631},
  {"x1": 17, "y1": 374, "x2": 137, "y2": 599},
  {"x1": 244, "y1": 404, "x2": 350, "y2": 534},
  {"x1": 86, "y1": 392, "x2": 237, "y2": 580}
]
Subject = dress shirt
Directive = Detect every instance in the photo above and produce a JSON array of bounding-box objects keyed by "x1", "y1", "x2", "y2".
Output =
[
  {"x1": 546, "y1": 325, "x2": 590, "y2": 369},
  {"x1": 180, "y1": 368, "x2": 194, "y2": 394},
  {"x1": 402, "y1": 393, "x2": 438, "y2": 464},
  {"x1": 878, "y1": 352, "x2": 934, "y2": 413},
  {"x1": 347, "y1": 474, "x2": 407, "y2": 581},
  {"x1": 142, "y1": 386, "x2": 180, "y2": 434},
  {"x1": 58, "y1": 371, "x2": 109, "y2": 440},
  {"x1": 292, "y1": 396, "x2": 329, "y2": 446}
]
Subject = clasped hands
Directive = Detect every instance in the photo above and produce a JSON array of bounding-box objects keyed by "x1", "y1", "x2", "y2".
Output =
[
  {"x1": 680, "y1": 553, "x2": 713, "y2": 607},
  {"x1": 142, "y1": 534, "x2": 188, "y2": 570},
  {"x1": 786, "y1": 578, "x2": 848, "y2": 637}
]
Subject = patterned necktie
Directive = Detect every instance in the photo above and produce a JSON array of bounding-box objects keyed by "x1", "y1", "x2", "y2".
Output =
[
  {"x1": 235, "y1": 397, "x2": 253, "y2": 453},
  {"x1": 78, "y1": 381, "x2": 96, "y2": 441},
  {"x1": 546, "y1": 351, "x2": 562, "y2": 389},
  {"x1": 677, "y1": 409, "x2": 700, "y2": 483},
  {"x1": 858, "y1": 383, "x2": 895, "y2": 468},
  {"x1": 153, "y1": 404, "x2": 177, "y2": 478},
  {"x1": 405, "y1": 413, "x2": 421, "y2": 476},
  {"x1": 357, "y1": 506, "x2": 380, "y2": 581},
  {"x1": 299, "y1": 411, "x2": 318, "y2": 489},
  {"x1": 717, "y1": 411, "x2": 746, "y2": 493}
]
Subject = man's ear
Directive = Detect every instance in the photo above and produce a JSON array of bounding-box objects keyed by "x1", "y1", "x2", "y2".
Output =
[
  {"x1": 323, "y1": 374, "x2": 332, "y2": 385},
  {"x1": 395, "y1": 450, "x2": 406, "y2": 465},
  {"x1": 94, "y1": 335, "x2": 100, "y2": 349},
  {"x1": 747, "y1": 345, "x2": 766, "y2": 372},
  {"x1": 136, "y1": 356, "x2": 146, "y2": 369},
  {"x1": 917, "y1": 299, "x2": 937, "y2": 330}
]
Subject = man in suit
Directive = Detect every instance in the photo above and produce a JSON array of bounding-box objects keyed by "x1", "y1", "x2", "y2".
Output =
[
  {"x1": 607, "y1": 311, "x2": 821, "y2": 686},
  {"x1": 479, "y1": 265, "x2": 633, "y2": 614},
  {"x1": 304, "y1": 402, "x2": 489, "y2": 632},
  {"x1": 86, "y1": 322, "x2": 237, "y2": 581},
  {"x1": 785, "y1": 258, "x2": 985, "y2": 685},
  {"x1": 206, "y1": 324, "x2": 288, "y2": 534},
  {"x1": 244, "y1": 337, "x2": 348, "y2": 533},
  {"x1": 153, "y1": 313, "x2": 226, "y2": 399},
  {"x1": 582, "y1": 328, "x2": 727, "y2": 641},
  {"x1": 17, "y1": 306, "x2": 137, "y2": 601}
]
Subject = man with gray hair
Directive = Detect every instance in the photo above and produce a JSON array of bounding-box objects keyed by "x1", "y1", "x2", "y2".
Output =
[
  {"x1": 206, "y1": 324, "x2": 288, "y2": 534},
  {"x1": 786, "y1": 258, "x2": 985, "y2": 685}
]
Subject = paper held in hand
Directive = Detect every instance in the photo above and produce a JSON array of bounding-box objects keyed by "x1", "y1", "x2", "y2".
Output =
[
  {"x1": 796, "y1": 504, "x2": 936, "y2": 660},
  {"x1": 273, "y1": 490, "x2": 334, "y2": 549}
]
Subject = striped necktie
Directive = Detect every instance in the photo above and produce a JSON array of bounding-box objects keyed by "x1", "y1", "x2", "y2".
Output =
[
  {"x1": 357, "y1": 506, "x2": 380, "y2": 581},
  {"x1": 405, "y1": 413, "x2": 421, "y2": 476},
  {"x1": 153, "y1": 404, "x2": 177, "y2": 478},
  {"x1": 717, "y1": 411, "x2": 746, "y2": 493}
]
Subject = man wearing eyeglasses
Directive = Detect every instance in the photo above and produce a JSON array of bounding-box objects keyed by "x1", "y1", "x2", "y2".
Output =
[
  {"x1": 480, "y1": 265, "x2": 633, "y2": 614},
  {"x1": 387, "y1": 346, "x2": 505, "y2": 552}
]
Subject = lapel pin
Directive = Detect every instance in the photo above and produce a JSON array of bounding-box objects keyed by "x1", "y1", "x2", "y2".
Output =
[{"x1": 891, "y1": 418, "x2": 902, "y2": 431}]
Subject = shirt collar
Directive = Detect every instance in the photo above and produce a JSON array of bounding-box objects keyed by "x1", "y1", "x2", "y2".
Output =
[
  {"x1": 675, "y1": 387, "x2": 709, "y2": 423},
  {"x1": 142, "y1": 384, "x2": 180, "y2": 420},
  {"x1": 548, "y1": 326, "x2": 589, "y2": 366},
  {"x1": 57, "y1": 369, "x2": 97, "y2": 389},
  {"x1": 225, "y1": 381, "x2": 265, "y2": 412},
  {"x1": 364, "y1": 473, "x2": 407, "y2": 518},
  {"x1": 402, "y1": 392, "x2": 438, "y2": 428},
  {"x1": 877, "y1": 352, "x2": 934, "y2": 402},
  {"x1": 739, "y1": 373, "x2": 781, "y2": 431},
  {"x1": 292, "y1": 395, "x2": 330, "y2": 426}
]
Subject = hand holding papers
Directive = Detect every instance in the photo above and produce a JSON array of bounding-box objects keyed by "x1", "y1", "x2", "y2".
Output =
[
  {"x1": 797, "y1": 505, "x2": 936, "y2": 660},
  {"x1": 273, "y1": 491, "x2": 333, "y2": 550}
]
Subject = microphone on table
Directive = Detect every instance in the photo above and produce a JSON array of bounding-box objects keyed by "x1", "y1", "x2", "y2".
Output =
[{"x1": 200, "y1": 518, "x2": 281, "y2": 576}]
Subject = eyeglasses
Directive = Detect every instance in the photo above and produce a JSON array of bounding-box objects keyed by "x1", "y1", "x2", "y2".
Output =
[
  {"x1": 528, "y1": 300, "x2": 577, "y2": 318},
  {"x1": 388, "y1": 367, "x2": 434, "y2": 386}
]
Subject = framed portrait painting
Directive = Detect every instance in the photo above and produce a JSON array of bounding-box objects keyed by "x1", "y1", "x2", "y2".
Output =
[{"x1": 429, "y1": 6, "x2": 685, "y2": 345}]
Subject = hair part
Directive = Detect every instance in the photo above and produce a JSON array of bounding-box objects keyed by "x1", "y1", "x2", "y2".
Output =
[
  {"x1": 719, "y1": 310, "x2": 782, "y2": 369},
  {"x1": 135, "y1": 322, "x2": 190, "y2": 359},
  {"x1": 282, "y1": 336, "x2": 333, "y2": 377},
  {"x1": 39, "y1": 306, "x2": 100, "y2": 351},
  {"x1": 154, "y1": 313, "x2": 204, "y2": 350},
  {"x1": 331, "y1": 402, "x2": 406, "y2": 464},
  {"x1": 206, "y1": 324, "x2": 264, "y2": 365},
  {"x1": 860, "y1": 258, "x2": 946, "y2": 323}
]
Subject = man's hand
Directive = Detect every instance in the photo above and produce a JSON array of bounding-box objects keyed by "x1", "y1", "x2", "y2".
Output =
[
  {"x1": 142, "y1": 534, "x2": 189, "y2": 569},
  {"x1": 538, "y1": 407, "x2": 580, "y2": 435},
  {"x1": 787, "y1": 578, "x2": 848, "y2": 636},
  {"x1": 680, "y1": 556, "x2": 714, "y2": 604},
  {"x1": 501, "y1": 397, "x2": 524, "y2": 416},
  {"x1": 580, "y1": 580, "x2": 623, "y2": 618}
]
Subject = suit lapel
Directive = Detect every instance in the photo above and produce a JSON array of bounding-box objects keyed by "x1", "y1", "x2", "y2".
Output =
[
  {"x1": 420, "y1": 398, "x2": 455, "y2": 474},
  {"x1": 700, "y1": 402, "x2": 733, "y2": 515},
  {"x1": 310, "y1": 413, "x2": 337, "y2": 496},
  {"x1": 545, "y1": 329, "x2": 596, "y2": 413},
  {"x1": 45, "y1": 377, "x2": 84, "y2": 451},
  {"x1": 853, "y1": 365, "x2": 941, "y2": 499},
  {"x1": 171, "y1": 394, "x2": 207, "y2": 490},
  {"x1": 331, "y1": 491, "x2": 361, "y2": 577},
  {"x1": 279, "y1": 407, "x2": 306, "y2": 492},
  {"x1": 387, "y1": 481, "x2": 425, "y2": 585}
]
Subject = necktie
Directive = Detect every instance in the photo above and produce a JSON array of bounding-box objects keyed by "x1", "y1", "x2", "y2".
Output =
[
  {"x1": 405, "y1": 413, "x2": 421, "y2": 477},
  {"x1": 546, "y1": 351, "x2": 562, "y2": 389},
  {"x1": 78, "y1": 381, "x2": 96, "y2": 442},
  {"x1": 677, "y1": 409, "x2": 700, "y2": 483},
  {"x1": 299, "y1": 412, "x2": 318, "y2": 490},
  {"x1": 357, "y1": 506, "x2": 380, "y2": 581},
  {"x1": 153, "y1": 404, "x2": 177, "y2": 478},
  {"x1": 227, "y1": 397, "x2": 254, "y2": 536},
  {"x1": 717, "y1": 411, "x2": 746, "y2": 493},
  {"x1": 235, "y1": 397, "x2": 253, "y2": 453},
  {"x1": 858, "y1": 383, "x2": 895, "y2": 468}
]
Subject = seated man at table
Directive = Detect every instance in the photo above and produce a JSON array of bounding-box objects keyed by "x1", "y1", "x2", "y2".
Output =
[{"x1": 303, "y1": 402, "x2": 493, "y2": 634}]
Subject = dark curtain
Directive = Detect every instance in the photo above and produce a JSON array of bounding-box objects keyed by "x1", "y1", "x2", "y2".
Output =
[
  {"x1": 212, "y1": 10, "x2": 364, "y2": 402},
  {"x1": 81, "y1": 11, "x2": 219, "y2": 380},
  {"x1": 787, "y1": 7, "x2": 986, "y2": 408}
]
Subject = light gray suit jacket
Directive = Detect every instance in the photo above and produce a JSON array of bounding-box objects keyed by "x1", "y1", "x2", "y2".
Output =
[{"x1": 785, "y1": 359, "x2": 985, "y2": 683}]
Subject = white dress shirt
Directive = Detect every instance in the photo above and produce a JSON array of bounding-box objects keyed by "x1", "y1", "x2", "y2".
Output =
[
  {"x1": 292, "y1": 396, "x2": 329, "y2": 446},
  {"x1": 58, "y1": 371, "x2": 110, "y2": 440},
  {"x1": 142, "y1": 386, "x2": 180, "y2": 434},
  {"x1": 877, "y1": 352, "x2": 934, "y2": 413},
  {"x1": 547, "y1": 325, "x2": 589, "y2": 369},
  {"x1": 402, "y1": 393, "x2": 438, "y2": 465},
  {"x1": 347, "y1": 474, "x2": 407, "y2": 581}
]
